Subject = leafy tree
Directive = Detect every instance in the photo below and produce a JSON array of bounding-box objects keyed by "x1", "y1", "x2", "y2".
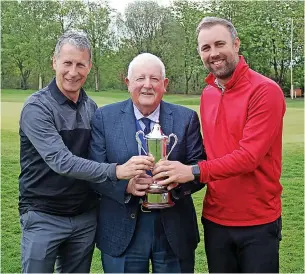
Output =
[
  {"x1": 123, "y1": 1, "x2": 167, "y2": 54},
  {"x1": 210, "y1": 0, "x2": 304, "y2": 91},
  {"x1": 79, "y1": 0, "x2": 111, "y2": 91},
  {"x1": 24, "y1": 1, "x2": 61, "y2": 89},
  {"x1": 2, "y1": 1, "x2": 33, "y2": 89},
  {"x1": 1, "y1": 0, "x2": 304, "y2": 95},
  {"x1": 171, "y1": 0, "x2": 207, "y2": 94},
  {"x1": 54, "y1": 0, "x2": 86, "y2": 33}
]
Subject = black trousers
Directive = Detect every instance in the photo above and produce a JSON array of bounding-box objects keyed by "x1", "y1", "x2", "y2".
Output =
[{"x1": 202, "y1": 216, "x2": 282, "y2": 273}]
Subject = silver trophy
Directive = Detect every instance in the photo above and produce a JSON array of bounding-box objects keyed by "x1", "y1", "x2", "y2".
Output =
[{"x1": 135, "y1": 123, "x2": 178, "y2": 209}]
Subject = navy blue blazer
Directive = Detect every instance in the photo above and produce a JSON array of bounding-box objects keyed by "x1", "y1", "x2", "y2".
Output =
[{"x1": 89, "y1": 99, "x2": 206, "y2": 259}]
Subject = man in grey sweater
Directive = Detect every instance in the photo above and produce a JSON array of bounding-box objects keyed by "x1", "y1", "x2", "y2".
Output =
[{"x1": 18, "y1": 31, "x2": 153, "y2": 273}]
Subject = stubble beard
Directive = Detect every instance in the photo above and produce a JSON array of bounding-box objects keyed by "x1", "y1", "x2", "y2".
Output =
[{"x1": 206, "y1": 56, "x2": 239, "y2": 80}]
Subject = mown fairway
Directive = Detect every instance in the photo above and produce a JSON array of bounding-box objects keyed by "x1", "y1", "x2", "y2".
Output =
[{"x1": 1, "y1": 89, "x2": 304, "y2": 273}]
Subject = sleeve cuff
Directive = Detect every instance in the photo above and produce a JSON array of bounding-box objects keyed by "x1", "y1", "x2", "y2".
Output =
[
  {"x1": 124, "y1": 194, "x2": 132, "y2": 203},
  {"x1": 108, "y1": 163, "x2": 118, "y2": 181},
  {"x1": 170, "y1": 185, "x2": 182, "y2": 200},
  {"x1": 198, "y1": 160, "x2": 207, "y2": 183}
]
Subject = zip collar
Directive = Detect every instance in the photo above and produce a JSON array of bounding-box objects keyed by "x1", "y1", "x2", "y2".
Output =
[{"x1": 214, "y1": 78, "x2": 225, "y2": 94}]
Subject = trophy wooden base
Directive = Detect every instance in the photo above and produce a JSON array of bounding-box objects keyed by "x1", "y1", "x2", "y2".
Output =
[
  {"x1": 142, "y1": 200, "x2": 175, "y2": 209},
  {"x1": 142, "y1": 186, "x2": 175, "y2": 209}
]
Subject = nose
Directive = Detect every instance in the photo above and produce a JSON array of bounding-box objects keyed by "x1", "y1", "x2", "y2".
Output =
[
  {"x1": 68, "y1": 65, "x2": 78, "y2": 77},
  {"x1": 210, "y1": 46, "x2": 220, "y2": 58},
  {"x1": 143, "y1": 77, "x2": 152, "y2": 88}
]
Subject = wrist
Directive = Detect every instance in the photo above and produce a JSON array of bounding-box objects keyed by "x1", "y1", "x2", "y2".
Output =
[
  {"x1": 115, "y1": 164, "x2": 122, "y2": 180},
  {"x1": 191, "y1": 164, "x2": 200, "y2": 180},
  {"x1": 186, "y1": 165, "x2": 195, "y2": 181}
]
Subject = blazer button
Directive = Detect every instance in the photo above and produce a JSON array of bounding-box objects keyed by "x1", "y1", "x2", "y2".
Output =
[{"x1": 130, "y1": 213, "x2": 136, "y2": 219}]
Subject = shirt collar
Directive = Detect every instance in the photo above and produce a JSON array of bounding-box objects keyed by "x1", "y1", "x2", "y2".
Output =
[
  {"x1": 49, "y1": 78, "x2": 87, "y2": 105},
  {"x1": 214, "y1": 78, "x2": 225, "y2": 92},
  {"x1": 133, "y1": 104, "x2": 160, "y2": 123}
]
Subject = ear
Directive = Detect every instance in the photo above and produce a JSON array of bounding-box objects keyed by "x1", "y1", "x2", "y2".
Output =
[
  {"x1": 163, "y1": 78, "x2": 169, "y2": 93},
  {"x1": 52, "y1": 56, "x2": 57, "y2": 70},
  {"x1": 125, "y1": 77, "x2": 130, "y2": 92},
  {"x1": 88, "y1": 60, "x2": 93, "y2": 72},
  {"x1": 233, "y1": 37, "x2": 240, "y2": 53},
  {"x1": 125, "y1": 77, "x2": 129, "y2": 86}
]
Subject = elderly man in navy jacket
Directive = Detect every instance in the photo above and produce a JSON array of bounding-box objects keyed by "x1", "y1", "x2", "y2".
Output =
[{"x1": 89, "y1": 53, "x2": 206, "y2": 273}]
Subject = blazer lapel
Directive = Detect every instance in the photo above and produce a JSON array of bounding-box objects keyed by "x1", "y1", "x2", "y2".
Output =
[
  {"x1": 159, "y1": 101, "x2": 173, "y2": 137},
  {"x1": 158, "y1": 101, "x2": 175, "y2": 160},
  {"x1": 120, "y1": 99, "x2": 139, "y2": 157},
  {"x1": 159, "y1": 101, "x2": 178, "y2": 160},
  {"x1": 119, "y1": 100, "x2": 173, "y2": 158}
]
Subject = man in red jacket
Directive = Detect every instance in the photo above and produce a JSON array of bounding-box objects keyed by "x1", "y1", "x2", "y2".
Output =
[{"x1": 153, "y1": 17, "x2": 286, "y2": 273}]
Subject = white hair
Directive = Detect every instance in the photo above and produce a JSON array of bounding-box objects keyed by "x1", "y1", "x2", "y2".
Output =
[{"x1": 127, "y1": 53, "x2": 166, "y2": 79}]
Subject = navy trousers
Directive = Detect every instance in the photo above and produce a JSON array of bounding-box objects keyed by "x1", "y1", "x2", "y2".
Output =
[
  {"x1": 102, "y1": 210, "x2": 195, "y2": 273},
  {"x1": 20, "y1": 208, "x2": 97, "y2": 273},
  {"x1": 202, "y1": 216, "x2": 282, "y2": 273}
]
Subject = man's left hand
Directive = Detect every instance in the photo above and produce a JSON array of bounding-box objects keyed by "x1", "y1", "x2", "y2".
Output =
[{"x1": 152, "y1": 160, "x2": 194, "y2": 185}]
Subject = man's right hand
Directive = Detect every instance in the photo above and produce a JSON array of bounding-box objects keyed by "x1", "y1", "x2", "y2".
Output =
[
  {"x1": 126, "y1": 174, "x2": 153, "y2": 196},
  {"x1": 116, "y1": 155, "x2": 154, "y2": 180}
]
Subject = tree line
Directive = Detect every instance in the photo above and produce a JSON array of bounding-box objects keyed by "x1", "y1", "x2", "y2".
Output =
[{"x1": 1, "y1": 0, "x2": 304, "y2": 95}]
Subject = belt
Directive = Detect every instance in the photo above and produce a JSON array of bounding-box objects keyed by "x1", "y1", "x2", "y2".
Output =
[{"x1": 140, "y1": 204, "x2": 162, "y2": 213}]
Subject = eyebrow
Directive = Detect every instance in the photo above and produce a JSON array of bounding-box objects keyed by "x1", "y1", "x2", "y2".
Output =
[
  {"x1": 135, "y1": 74, "x2": 161, "y2": 78},
  {"x1": 200, "y1": 40, "x2": 226, "y2": 48},
  {"x1": 215, "y1": 40, "x2": 226, "y2": 44}
]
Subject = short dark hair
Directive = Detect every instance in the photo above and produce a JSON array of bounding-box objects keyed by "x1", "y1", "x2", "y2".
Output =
[
  {"x1": 196, "y1": 17, "x2": 238, "y2": 40},
  {"x1": 54, "y1": 30, "x2": 92, "y2": 60}
]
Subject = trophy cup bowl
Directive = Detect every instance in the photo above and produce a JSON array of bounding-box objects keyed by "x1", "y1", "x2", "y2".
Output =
[{"x1": 135, "y1": 123, "x2": 178, "y2": 209}]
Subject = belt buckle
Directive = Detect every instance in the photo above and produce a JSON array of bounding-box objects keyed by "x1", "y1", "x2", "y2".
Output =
[{"x1": 141, "y1": 204, "x2": 151, "y2": 213}]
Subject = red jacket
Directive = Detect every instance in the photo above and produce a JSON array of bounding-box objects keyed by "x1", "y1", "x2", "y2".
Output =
[{"x1": 199, "y1": 56, "x2": 286, "y2": 226}]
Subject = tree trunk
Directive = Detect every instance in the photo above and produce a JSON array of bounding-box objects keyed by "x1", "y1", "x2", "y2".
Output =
[
  {"x1": 185, "y1": 76, "x2": 189, "y2": 95},
  {"x1": 39, "y1": 73, "x2": 43, "y2": 89},
  {"x1": 278, "y1": 59, "x2": 285, "y2": 86},
  {"x1": 271, "y1": 39, "x2": 279, "y2": 82},
  {"x1": 20, "y1": 69, "x2": 30, "y2": 90},
  {"x1": 16, "y1": 60, "x2": 30, "y2": 90},
  {"x1": 184, "y1": 58, "x2": 188, "y2": 95},
  {"x1": 184, "y1": 62, "x2": 193, "y2": 95},
  {"x1": 94, "y1": 65, "x2": 99, "y2": 92},
  {"x1": 20, "y1": 74, "x2": 28, "y2": 90},
  {"x1": 196, "y1": 73, "x2": 200, "y2": 92}
]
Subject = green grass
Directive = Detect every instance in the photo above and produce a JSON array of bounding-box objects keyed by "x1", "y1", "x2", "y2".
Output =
[{"x1": 1, "y1": 90, "x2": 304, "y2": 273}]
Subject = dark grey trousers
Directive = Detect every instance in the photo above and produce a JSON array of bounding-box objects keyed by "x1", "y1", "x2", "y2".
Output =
[{"x1": 20, "y1": 208, "x2": 97, "y2": 273}]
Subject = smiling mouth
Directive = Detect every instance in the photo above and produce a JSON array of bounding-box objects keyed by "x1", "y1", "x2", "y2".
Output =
[
  {"x1": 65, "y1": 79, "x2": 80, "y2": 83},
  {"x1": 140, "y1": 92, "x2": 154, "y2": 96},
  {"x1": 211, "y1": 60, "x2": 224, "y2": 66}
]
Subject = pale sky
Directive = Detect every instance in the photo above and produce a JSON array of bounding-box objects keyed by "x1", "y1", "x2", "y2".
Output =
[{"x1": 107, "y1": 0, "x2": 171, "y2": 14}]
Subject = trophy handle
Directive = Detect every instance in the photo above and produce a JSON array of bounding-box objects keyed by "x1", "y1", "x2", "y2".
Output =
[
  {"x1": 166, "y1": 133, "x2": 178, "y2": 159},
  {"x1": 135, "y1": 130, "x2": 148, "y2": 155}
]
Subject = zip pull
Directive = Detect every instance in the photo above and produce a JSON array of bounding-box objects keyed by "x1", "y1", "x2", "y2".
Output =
[{"x1": 214, "y1": 78, "x2": 225, "y2": 95}]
